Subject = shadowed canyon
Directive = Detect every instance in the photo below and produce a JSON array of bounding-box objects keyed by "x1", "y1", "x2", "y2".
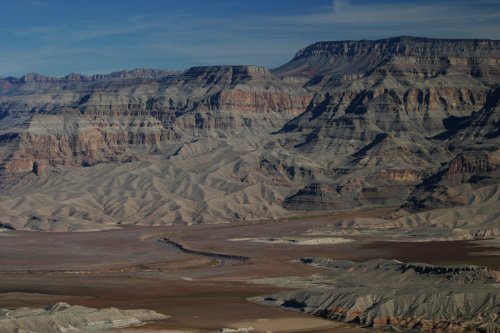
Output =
[{"x1": 0, "y1": 36, "x2": 499, "y2": 332}]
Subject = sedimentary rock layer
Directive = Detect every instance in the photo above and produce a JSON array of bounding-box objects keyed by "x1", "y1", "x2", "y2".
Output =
[
  {"x1": 0, "y1": 302, "x2": 168, "y2": 333},
  {"x1": 252, "y1": 258, "x2": 500, "y2": 332},
  {"x1": 0, "y1": 36, "x2": 498, "y2": 228}
]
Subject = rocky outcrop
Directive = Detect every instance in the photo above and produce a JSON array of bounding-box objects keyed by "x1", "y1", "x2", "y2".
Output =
[
  {"x1": 213, "y1": 90, "x2": 312, "y2": 115},
  {"x1": 376, "y1": 169, "x2": 423, "y2": 183},
  {"x1": 0, "y1": 64, "x2": 312, "y2": 173},
  {"x1": 19, "y1": 68, "x2": 178, "y2": 83},
  {"x1": 184, "y1": 65, "x2": 271, "y2": 81},
  {"x1": 272, "y1": 37, "x2": 499, "y2": 211},
  {"x1": 448, "y1": 152, "x2": 498, "y2": 175},
  {"x1": 274, "y1": 36, "x2": 500, "y2": 84},
  {"x1": 443, "y1": 86, "x2": 500, "y2": 151},
  {"x1": 0, "y1": 302, "x2": 169, "y2": 333},
  {"x1": 404, "y1": 150, "x2": 500, "y2": 211},
  {"x1": 1, "y1": 112, "x2": 178, "y2": 172},
  {"x1": 252, "y1": 258, "x2": 500, "y2": 333},
  {"x1": 284, "y1": 183, "x2": 349, "y2": 210},
  {"x1": 292, "y1": 37, "x2": 500, "y2": 60},
  {"x1": 0, "y1": 36, "x2": 498, "y2": 227},
  {"x1": 281, "y1": 86, "x2": 487, "y2": 150}
]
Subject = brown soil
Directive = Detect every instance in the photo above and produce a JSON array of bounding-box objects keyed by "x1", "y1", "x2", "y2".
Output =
[{"x1": 0, "y1": 209, "x2": 498, "y2": 332}]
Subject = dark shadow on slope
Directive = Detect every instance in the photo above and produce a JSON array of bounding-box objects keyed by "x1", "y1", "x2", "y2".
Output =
[
  {"x1": 352, "y1": 132, "x2": 389, "y2": 158},
  {"x1": 281, "y1": 299, "x2": 307, "y2": 310},
  {"x1": 345, "y1": 91, "x2": 369, "y2": 115},
  {"x1": 293, "y1": 130, "x2": 320, "y2": 149},
  {"x1": 433, "y1": 87, "x2": 500, "y2": 140},
  {"x1": 433, "y1": 114, "x2": 474, "y2": 140}
]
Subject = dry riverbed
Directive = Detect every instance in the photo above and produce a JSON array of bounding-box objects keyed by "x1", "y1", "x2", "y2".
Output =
[{"x1": 0, "y1": 209, "x2": 498, "y2": 332}]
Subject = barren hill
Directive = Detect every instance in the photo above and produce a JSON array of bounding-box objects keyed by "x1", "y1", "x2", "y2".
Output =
[
  {"x1": 252, "y1": 258, "x2": 500, "y2": 332},
  {"x1": 0, "y1": 36, "x2": 498, "y2": 230}
]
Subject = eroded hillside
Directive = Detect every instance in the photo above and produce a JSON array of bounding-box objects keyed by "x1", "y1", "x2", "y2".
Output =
[{"x1": 0, "y1": 36, "x2": 498, "y2": 230}]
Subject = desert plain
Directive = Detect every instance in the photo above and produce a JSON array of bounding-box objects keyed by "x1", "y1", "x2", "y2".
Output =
[{"x1": 0, "y1": 207, "x2": 498, "y2": 332}]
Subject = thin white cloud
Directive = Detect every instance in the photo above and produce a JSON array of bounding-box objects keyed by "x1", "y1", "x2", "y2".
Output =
[
  {"x1": 1, "y1": 0, "x2": 499, "y2": 77},
  {"x1": 332, "y1": 0, "x2": 349, "y2": 13},
  {"x1": 284, "y1": 0, "x2": 500, "y2": 27}
]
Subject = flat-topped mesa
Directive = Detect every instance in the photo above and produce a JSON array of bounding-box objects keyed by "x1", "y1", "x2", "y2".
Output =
[
  {"x1": 293, "y1": 36, "x2": 500, "y2": 60},
  {"x1": 184, "y1": 65, "x2": 272, "y2": 81},
  {"x1": 91, "y1": 68, "x2": 179, "y2": 81},
  {"x1": 18, "y1": 69, "x2": 178, "y2": 83},
  {"x1": 21, "y1": 72, "x2": 61, "y2": 83},
  {"x1": 16, "y1": 67, "x2": 266, "y2": 84},
  {"x1": 62, "y1": 73, "x2": 88, "y2": 81},
  {"x1": 185, "y1": 65, "x2": 270, "y2": 74},
  {"x1": 274, "y1": 36, "x2": 500, "y2": 81}
]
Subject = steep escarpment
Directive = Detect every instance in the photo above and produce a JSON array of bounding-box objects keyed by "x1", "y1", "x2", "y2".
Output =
[
  {"x1": 0, "y1": 65, "x2": 311, "y2": 174},
  {"x1": 444, "y1": 86, "x2": 500, "y2": 151},
  {"x1": 252, "y1": 258, "x2": 500, "y2": 333},
  {"x1": 273, "y1": 36, "x2": 500, "y2": 87},
  {"x1": 276, "y1": 37, "x2": 499, "y2": 211},
  {"x1": 13, "y1": 68, "x2": 178, "y2": 84},
  {"x1": 0, "y1": 36, "x2": 499, "y2": 229}
]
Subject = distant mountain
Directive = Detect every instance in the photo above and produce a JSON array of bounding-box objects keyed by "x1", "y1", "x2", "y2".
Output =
[
  {"x1": 273, "y1": 36, "x2": 500, "y2": 86},
  {"x1": 4, "y1": 68, "x2": 180, "y2": 84},
  {"x1": 0, "y1": 36, "x2": 498, "y2": 230}
]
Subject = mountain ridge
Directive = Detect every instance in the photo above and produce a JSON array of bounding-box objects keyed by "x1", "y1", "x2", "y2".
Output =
[
  {"x1": 0, "y1": 36, "x2": 498, "y2": 230},
  {"x1": 4, "y1": 35, "x2": 499, "y2": 81}
]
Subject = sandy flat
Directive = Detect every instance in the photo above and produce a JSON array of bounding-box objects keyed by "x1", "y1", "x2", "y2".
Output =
[
  {"x1": 229, "y1": 236, "x2": 353, "y2": 245},
  {"x1": 228, "y1": 317, "x2": 347, "y2": 332},
  {"x1": 0, "y1": 212, "x2": 499, "y2": 332},
  {"x1": 113, "y1": 327, "x2": 195, "y2": 333}
]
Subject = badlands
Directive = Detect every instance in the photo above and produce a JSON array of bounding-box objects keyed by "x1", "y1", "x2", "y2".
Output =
[{"x1": 0, "y1": 37, "x2": 499, "y2": 332}]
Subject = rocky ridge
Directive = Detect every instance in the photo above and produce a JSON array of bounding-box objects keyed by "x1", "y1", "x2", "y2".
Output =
[
  {"x1": 0, "y1": 302, "x2": 168, "y2": 333},
  {"x1": 0, "y1": 36, "x2": 498, "y2": 229},
  {"x1": 252, "y1": 258, "x2": 500, "y2": 333},
  {"x1": 6, "y1": 68, "x2": 179, "y2": 84},
  {"x1": 274, "y1": 36, "x2": 500, "y2": 85},
  {"x1": 0, "y1": 64, "x2": 311, "y2": 173}
]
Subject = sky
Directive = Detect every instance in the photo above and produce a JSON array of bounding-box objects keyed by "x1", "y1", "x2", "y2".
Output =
[{"x1": 1, "y1": 0, "x2": 499, "y2": 77}]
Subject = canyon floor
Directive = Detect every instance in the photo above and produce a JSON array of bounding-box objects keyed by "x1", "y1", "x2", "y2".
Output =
[{"x1": 0, "y1": 208, "x2": 499, "y2": 332}]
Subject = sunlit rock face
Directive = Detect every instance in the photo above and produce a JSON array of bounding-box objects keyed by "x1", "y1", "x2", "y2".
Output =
[
  {"x1": 0, "y1": 36, "x2": 498, "y2": 228},
  {"x1": 251, "y1": 258, "x2": 500, "y2": 333}
]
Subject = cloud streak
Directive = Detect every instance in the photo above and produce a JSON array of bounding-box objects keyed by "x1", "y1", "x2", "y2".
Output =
[
  {"x1": 1, "y1": 0, "x2": 499, "y2": 77},
  {"x1": 284, "y1": 0, "x2": 500, "y2": 31}
]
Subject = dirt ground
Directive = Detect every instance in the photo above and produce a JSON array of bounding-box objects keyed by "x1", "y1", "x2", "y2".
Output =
[{"x1": 0, "y1": 208, "x2": 498, "y2": 332}]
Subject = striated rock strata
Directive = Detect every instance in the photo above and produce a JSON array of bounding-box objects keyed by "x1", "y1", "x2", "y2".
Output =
[
  {"x1": 251, "y1": 258, "x2": 500, "y2": 333},
  {"x1": 0, "y1": 302, "x2": 168, "y2": 333},
  {"x1": 0, "y1": 36, "x2": 499, "y2": 228}
]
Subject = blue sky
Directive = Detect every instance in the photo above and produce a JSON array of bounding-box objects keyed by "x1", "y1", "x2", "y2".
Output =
[{"x1": 1, "y1": 0, "x2": 499, "y2": 77}]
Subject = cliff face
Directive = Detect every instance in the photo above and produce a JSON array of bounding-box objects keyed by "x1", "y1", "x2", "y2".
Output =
[
  {"x1": 252, "y1": 258, "x2": 500, "y2": 333},
  {"x1": 0, "y1": 65, "x2": 312, "y2": 173},
  {"x1": 2, "y1": 112, "x2": 177, "y2": 171},
  {"x1": 0, "y1": 36, "x2": 498, "y2": 228},
  {"x1": 213, "y1": 90, "x2": 312, "y2": 115},
  {"x1": 293, "y1": 37, "x2": 500, "y2": 59},
  {"x1": 448, "y1": 152, "x2": 497, "y2": 175},
  {"x1": 273, "y1": 37, "x2": 499, "y2": 211},
  {"x1": 273, "y1": 36, "x2": 500, "y2": 84},
  {"x1": 17, "y1": 68, "x2": 179, "y2": 83}
]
